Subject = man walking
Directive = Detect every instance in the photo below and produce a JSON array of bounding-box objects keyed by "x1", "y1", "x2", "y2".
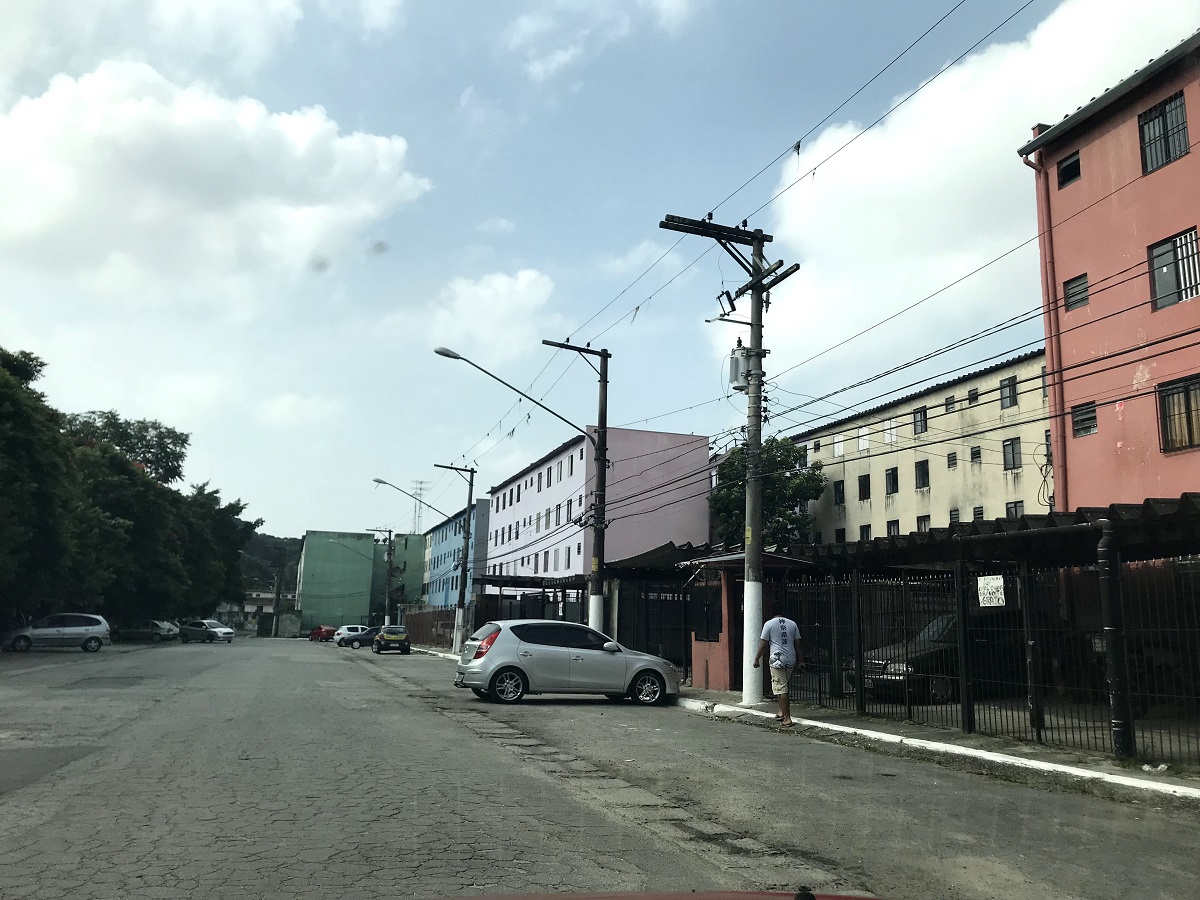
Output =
[{"x1": 753, "y1": 600, "x2": 803, "y2": 726}]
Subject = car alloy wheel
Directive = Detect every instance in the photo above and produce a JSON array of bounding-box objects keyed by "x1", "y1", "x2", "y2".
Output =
[
  {"x1": 12, "y1": 635, "x2": 32, "y2": 652},
  {"x1": 206, "y1": 634, "x2": 215, "y2": 643},
  {"x1": 929, "y1": 675, "x2": 955, "y2": 705},
  {"x1": 151, "y1": 633, "x2": 162, "y2": 643},
  {"x1": 180, "y1": 633, "x2": 190, "y2": 643},
  {"x1": 631, "y1": 671, "x2": 666, "y2": 705},
  {"x1": 350, "y1": 639, "x2": 362, "y2": 649},
  {"x1": 490, "y1": 668, "x2": 527, "y2": 703},
  {"x1": 83, "y1": 637, "x2": 102, "y2": 653}
]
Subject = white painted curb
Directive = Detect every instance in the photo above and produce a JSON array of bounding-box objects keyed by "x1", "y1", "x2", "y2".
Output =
[
  {"x1": 677, "y1": 697, "x2": 1200, "y2": 801},
  {"x1": 413, "y1": 647, "x2": 459, "y2": 662}
]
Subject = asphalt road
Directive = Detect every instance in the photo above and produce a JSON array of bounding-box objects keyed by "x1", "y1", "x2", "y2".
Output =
[{"x1": 0, "y1": 639, "x2": 1196, "y2": 900}]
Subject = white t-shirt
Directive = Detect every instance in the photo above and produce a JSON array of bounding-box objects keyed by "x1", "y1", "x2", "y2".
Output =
[{"x1": 760, "y1": 616, "x2": 801, "y2": 669}]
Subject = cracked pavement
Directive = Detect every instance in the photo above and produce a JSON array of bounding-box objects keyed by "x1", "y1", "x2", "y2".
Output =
[{"x1": 3, "y1": 639, "x2": 1199, "y2": 900}]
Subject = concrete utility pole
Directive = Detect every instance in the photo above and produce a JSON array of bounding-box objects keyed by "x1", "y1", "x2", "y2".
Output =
[
  {"x1": 543, "y1": 339, "x2": 611, "y2": 633},
  {"x1": 435, "y1": 463, "x2": 476, "y2": 655},
  {"x1": 368, "y1": 527, "x2": 394, "y2": 625},
  {"x1": 659, "y1": 213, "x2": 798, "y2": 706}
]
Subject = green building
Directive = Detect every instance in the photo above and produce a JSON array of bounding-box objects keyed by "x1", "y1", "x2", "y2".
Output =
[
  {"x1": 392, "y1": 533, "x2": 425, "y2": 609},
  {"x1": 295, "y1": 531, "x2": 387, "y2": 631}
]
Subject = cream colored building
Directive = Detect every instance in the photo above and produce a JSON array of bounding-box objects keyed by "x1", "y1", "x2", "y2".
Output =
[{"x1": 795, "y1": 350, "x2": 1052, "y2": 543}]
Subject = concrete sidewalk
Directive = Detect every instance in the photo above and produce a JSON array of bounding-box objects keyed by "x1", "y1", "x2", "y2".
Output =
[{"x1": 412, "y1": 643, "x2": 1200, "y2": 803}]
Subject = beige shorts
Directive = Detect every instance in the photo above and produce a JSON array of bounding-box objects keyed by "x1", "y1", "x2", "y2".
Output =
[{"x1": 770, "y1": 665, "x2": 794, "y2": 694}]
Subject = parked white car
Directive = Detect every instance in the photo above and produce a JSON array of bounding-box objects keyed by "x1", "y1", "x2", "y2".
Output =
[
  {"x1": 179, "y1": 619, "x2": 235, "y2": 643},
  {"x1": 332, "y1": 625, "x2": 369, "y2": 645}
]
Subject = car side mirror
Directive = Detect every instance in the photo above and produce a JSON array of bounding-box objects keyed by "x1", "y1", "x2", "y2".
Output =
[{"x1": 602, "y1": 641, "x2": 621, "y2": 653}]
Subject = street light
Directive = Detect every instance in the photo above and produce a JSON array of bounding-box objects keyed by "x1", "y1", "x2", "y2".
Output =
[{"x1": 434, "y1": 343, "x2": 611, "y2": 635}]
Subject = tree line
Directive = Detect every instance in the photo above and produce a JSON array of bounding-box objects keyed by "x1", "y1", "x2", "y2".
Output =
[{"x1": 0, "y1": 347, "x2": 260, "y2": 628}]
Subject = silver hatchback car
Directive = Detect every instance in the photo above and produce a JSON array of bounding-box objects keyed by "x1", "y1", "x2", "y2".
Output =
[{"x1": 454, "y1": 619, "x2": 681, "y2": 705}]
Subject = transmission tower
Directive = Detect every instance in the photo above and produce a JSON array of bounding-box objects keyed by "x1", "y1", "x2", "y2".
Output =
[{"x1": 410, "y1": 480, "x2": 430, "y2": 532}]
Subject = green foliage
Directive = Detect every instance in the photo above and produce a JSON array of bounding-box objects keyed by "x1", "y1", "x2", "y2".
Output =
[
  {"x1": 0, "y1": 345, "x2": 259, "y2": 628},
  {"x1": 709, "y1": 436, "x2": 826, "y2": 549},
  {"x1": 63, "y1": 410, "x2": 190, "y2": 484}
]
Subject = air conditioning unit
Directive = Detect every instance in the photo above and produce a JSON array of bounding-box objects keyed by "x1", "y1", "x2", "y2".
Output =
[{"x1": 729, "y1": 346, "x2": 751, "y2": 392}]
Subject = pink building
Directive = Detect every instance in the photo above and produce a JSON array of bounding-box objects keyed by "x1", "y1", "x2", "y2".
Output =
[{"x1": 1018, "y1": 31, "x2": 1200, "y2": 510}]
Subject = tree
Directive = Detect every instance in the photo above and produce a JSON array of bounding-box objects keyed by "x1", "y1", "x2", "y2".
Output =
[
  {"x1": 709, "y1": 437, "x2": 826, "y2": 549},
  {"x1": 63, "y1": 411, "x2": 190, "y2": 484}
]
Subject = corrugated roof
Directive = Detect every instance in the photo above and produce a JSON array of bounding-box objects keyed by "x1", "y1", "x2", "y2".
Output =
[
  {"x1": 1018, "y1": 28, "x2": 1200, "y2": 157},
  {"x1": 789, "y1": 348, "x2": 1044, "y2": 442}
]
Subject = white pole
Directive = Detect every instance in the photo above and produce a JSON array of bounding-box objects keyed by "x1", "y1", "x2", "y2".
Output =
[{"x1": 742, "y1": 581, "x2": 763, "y2": 705}]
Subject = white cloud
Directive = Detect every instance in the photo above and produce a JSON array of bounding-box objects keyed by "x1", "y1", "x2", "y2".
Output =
[
  {"x1": 478, "y1": 216, "x2": 516, "y2": 235},
  {"x1": 526, "y1": 44, "x2": 585, "y2": 83},
  {"x1": 637, "y1": 0, "x2": 696, "y2": 35},
  {"x1": 0, "y1": 60, "x2": 431, "y2": 313},
  {"x1": 754, "y1": 0, "x2": 1200, "y2": 428},
  {"x1": 262, "y1": 392, "x2": 343, "y2": 426},
  {"x1": 599, "y1": 239, "x2": 681, "y2": 277},
  {"x1": 387, "y1": 269, "x2": 570, "y2": 364},
  {"x1": 317, "y1": 0, "x2": 404, "y2": 34}
]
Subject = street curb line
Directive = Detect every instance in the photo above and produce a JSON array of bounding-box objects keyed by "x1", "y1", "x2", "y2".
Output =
[
  {"x1": 413, "y1": 647, "x2": 459, "y2": 662},
  {"x1": 676, "y1": 697, "x2": 1200, "y2": 801}
]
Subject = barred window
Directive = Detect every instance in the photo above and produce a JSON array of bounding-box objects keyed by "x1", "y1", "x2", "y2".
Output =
[
  {"x1": 1072, "y1": 402, "x2": 1098, "y2": 437},
  {"x1": 1149, "y1": 229, "x2": 1200, "y2": 310},
  {"x1": 1159, "y1": 374, "x2": 1200, "y2": 451},
  {"x1": 1140, "y1": 91, "x2": 1188, "y2": 174}
]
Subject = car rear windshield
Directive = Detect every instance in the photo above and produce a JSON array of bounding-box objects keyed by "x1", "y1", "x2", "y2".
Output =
[
  {"x1": 469, "y1": 623, "x2": 500, "y2": 641},
  {"x1": 203, "y1": 620, "x2": 223, "y2": 628}
]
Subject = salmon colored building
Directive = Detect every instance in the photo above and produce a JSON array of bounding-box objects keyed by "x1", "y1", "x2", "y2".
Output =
[{"x1": 1018, "y1": 30, "x2": 1200, "y2": 511}]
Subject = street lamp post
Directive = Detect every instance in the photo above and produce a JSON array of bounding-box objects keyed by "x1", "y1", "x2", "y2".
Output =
[
  {"x1": 434, "y1": 344, "x2": 611, "y2": 633},
  {"x1": 434, "y1": 463, "x2": 476, "y2": 654}
]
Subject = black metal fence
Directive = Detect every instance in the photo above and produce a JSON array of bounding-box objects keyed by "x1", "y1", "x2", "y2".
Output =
[
  {"x1": 617, "y1": 579, "x2": 691, "y2": 677},
  {"x1": 776, "y1": 557, "x2": 1200, "y2": 765}
]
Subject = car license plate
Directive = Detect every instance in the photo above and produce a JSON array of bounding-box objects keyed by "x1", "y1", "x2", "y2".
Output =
[{"x1": 454, "y1": 673, "x2": 464, "y2": 686}]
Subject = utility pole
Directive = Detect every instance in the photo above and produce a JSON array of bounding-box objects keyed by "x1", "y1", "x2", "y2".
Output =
[
  {"x1": 435, "y1": 463, "x2": 475, "y2": 654},
  {"x1": 543, "y1": 340, "x2": 611, "y2": 632},
  {"x1": 368, "y1": 527, "x2": 394, "y2": 625},
  {"x1": 659, "y1": 213, "x2": 798, "y2": 706}
]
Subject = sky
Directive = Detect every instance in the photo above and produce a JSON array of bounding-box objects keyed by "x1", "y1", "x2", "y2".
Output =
[{"x1": 2, "y1": 0, "x2": 1198, "y2": 539}]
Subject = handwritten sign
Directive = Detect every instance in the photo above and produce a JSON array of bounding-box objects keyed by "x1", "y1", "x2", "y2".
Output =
[{"x1": 977, "y1": 575, "x2": 1006, "y2": 608}]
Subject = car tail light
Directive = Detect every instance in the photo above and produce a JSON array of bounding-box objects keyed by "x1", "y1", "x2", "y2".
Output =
[{"x1": 472, "y1": 631, "x2": 499, "y2": 659}]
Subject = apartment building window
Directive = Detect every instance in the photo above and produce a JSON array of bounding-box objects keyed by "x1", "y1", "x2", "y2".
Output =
[
  {"x1": 507, "y1": 524, "x2": 513, "y2": 542},
  {"x1": 913, "y1": 406, "x2": 928, "y2": 435},
  {"x1": 1057, "y1": 150, "x2": 1081, "y2": 188},
  {"x1": 557, "y1": 460, "x2": 563, "y2": 481},
  {"x1": 577, "y1": 542, "x2": 582, "y2": 556},
  {"x1": 858, "y1": 474, "x2": 871, "y2": 501},
  {"x1": 947, "y1": 451, "x2": 957, "y2": 469},
  {"x1": 859, "y1": 524, "x2": 872, "y2": 542},
  {"x1": 1149, "y1": 228, "x2": 1200, "y2": 310},
  {"x1": 516, "y1": 484, "x2": 521, "y2": 502},
  {"x1": 568, "y1": 455, "x2": 573, "y2": 477},
  {"x1": 813, "y1": 439, "x2": 821, "y2": 453},
  {"x1": 538, "y1": 472, "x2": 542, "y2": 492},
  {"x1": 1072, "y1": 402, "x2": 1098, "y2": 437},
  {"x1": 1006, "y1": 501, "x2": 1025, "y2": 519},
  {"x1": 545, "y1": 507, "x2": 551, "y2": 530},
  {"x1": 834, "y1": 528, "x2": 846, "y2": 543},
  {"x1": 546, "y1": 465, "x2": 553, "y2": 487},
  {"x1": 536, "y1": 512, "x2": 542, "y2": 533},
  {"x1": 833, "y1": 434, "x2": 844, "y2": 457},
  {"x1": 883, "y1": 418, "x2": 897, "y2": 444},
  {"x1": 1045, "y1": 429, "x2": 1053, "y2": 463},
  {"x1": 973, "y1": 506, "x2": 985, "y2": 521},
  {"x1": 565, "y1": 546, "x2": 571, "y2": 568},
  {"x1": 1000, "y1": 376, "x2": 1018, "y2": 409},
  {"x1": 1002, "y1": 437, "x2": 1022, "y2": 470},
  {"x1": 887, "y1": 519, "x2": 900, "y2": 537},
  {"x1": 857, "y1": 426, "x2": 870, "y2": 451},
  {"x1": 885, "y1": 467, "x2": 898, "y2": 495},
  {"x1": 949, "y1": 508, "x2": 960, "y2": 524},
  {"x1": 914, "y1": 459, "x2": 930, "y2": 490},
  {"x1": 566, "y1": 498, "x2": 573, "y2": 522},
  {"x1": 543, "y1": 550, "x2": 550, "y2": 571},
  {"x1": 970, "y1": 445, "x2": 982, "y2": 463},
  {"x1": 553, "y1": 548, "x2": 560, "y2": 572},
  {"x1": 1159, "y1": 374, "x2": 1200, "y2": 451},
  {"x1": 916, "y1": 515, "x2": 931, "y2": 533},
  {"x1": 1140, "y1": 90, "x2": 1188, "y2": 174},
  {"x1": 1064, "y1": 273, "x2": 1090, "y2": 311},
  {"x1": 968, "y1": 388, "x2": 979, "y2": 405},
  {"x1": 534, "y1": 553, "x2": 539, "y2": 574},
  {"x1": 833, "y1": 480, "x2": 845, "y2": 505},
  {"x1": 945, "y1": 395, "x2": 955, "y2": 413},
  {"x1": 555, "y1": 503, "x2": 562, "y2": 526},
  {"x1": 1042, "y1": 366, "x2": 1048, "y2": 399}
]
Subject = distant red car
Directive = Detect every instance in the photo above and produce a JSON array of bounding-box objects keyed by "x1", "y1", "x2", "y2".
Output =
[{"x1": 308, "y1": 625, "x2": 336, "y2": 642}]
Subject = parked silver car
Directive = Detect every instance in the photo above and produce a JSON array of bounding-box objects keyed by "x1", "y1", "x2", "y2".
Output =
[
  {"x1": 454, "y1": 619, "x2": 681, "y2": 705},
  {"x1": 116, "y1": 619, "x2": 179, "y2": 643},
  {"x1": 179, "y1": 619, "x2": 234, "y2": 643},
  {"x1": 5, "y1": 613, "x2": 112, "y2": 652}
]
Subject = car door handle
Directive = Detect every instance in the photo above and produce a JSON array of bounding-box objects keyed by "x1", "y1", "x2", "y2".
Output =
[
  {"x1": 571, "y1": 655, "x2": 584, "y2": 661},
  {"x1": 519, "y1": 651, "x2": 533, "y2": 657}
]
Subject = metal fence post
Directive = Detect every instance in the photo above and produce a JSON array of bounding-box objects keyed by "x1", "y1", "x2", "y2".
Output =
[
  {"x1": 851, "y1": 569, "x2": 866, "y2": 714},
  {"x1": 954, "y1": 550, "x2": 976, "y2": 734},
  {"x1": 1098, "y1": 520, "x2": 1136, "y2": 759}
]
